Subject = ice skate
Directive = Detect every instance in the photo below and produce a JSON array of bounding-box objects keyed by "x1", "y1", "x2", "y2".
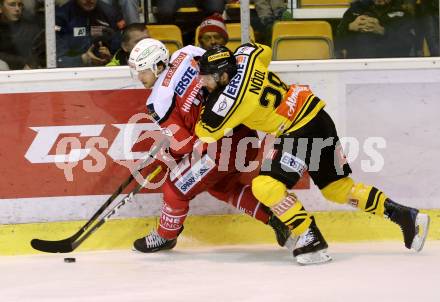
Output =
[
  {"x1": 268, "y1": 214, "x2": 291, "y2": 247},
  {"x1": 293, "y1": 218, "x2": 332, "y2": 265},
  {"x1": 384, "y1": 199, "x2": 430, "y2": 252},
  {"x1": 133, "y1": 228, "x2": 181, "y2": 253}
]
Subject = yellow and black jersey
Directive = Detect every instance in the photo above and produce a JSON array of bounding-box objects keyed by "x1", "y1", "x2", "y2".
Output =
[{"x1": 195, "y1": 43, "x2": 326, "y2": 142}]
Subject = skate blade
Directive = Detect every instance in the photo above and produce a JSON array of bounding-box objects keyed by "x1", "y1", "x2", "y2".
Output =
[
  {"x1": 284, "y1": 235, "x2": 298, "y2": 251},
  {"x1": 295, "y1": 249, "x2": 332, "y2": 265},
  {"x1": 411, "y1": 213, "x2": 430, "y2": 252}
]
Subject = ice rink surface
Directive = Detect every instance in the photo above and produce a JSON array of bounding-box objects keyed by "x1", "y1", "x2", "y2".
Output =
[{"x1": 1, "y1": 241, "x2": 439, "y2": 302}]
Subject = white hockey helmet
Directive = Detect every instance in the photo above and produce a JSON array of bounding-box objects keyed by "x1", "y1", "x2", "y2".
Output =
[{"x1": 128, "y1": 38, "x2": 169, "y2": 77}]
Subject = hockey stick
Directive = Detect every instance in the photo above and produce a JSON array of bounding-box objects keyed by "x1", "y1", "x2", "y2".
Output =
[{"x1": 30, "y1": 142, "x2": 166, "y2": 253}]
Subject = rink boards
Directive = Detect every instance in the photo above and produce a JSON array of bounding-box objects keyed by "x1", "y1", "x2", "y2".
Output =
[{"x1": 0, "y1": 60, "x2": 439, "y2": 254}]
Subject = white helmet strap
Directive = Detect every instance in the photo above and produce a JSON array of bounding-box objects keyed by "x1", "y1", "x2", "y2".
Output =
[{"x1": 151, "y1": 63, "x2": 159, "y2": 78}]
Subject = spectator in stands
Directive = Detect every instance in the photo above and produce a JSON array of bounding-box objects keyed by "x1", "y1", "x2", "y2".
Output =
[
  {"x1": 21, "y1": 0, "x2": 45, "y2": 25},
  {"x1": 55, "y1": 0, "x2": 126, "y2": 67},
  {"x1": 101, "y1": 0, "x2": 140, "y2": 25},
  {"x1": 254, "y1": 0, "x2": 289, "y2": 26},
  {"x1": 0, "y1": 0, "x2": 45, "y2": 69},
  {"x1": 250, "y1": 0, "x2": 291, "y2": 45},
  {"x1": 414, "y1": 0, "x2": 439, "y2": 56},
  {"x1": 21, "y1": 0, "x2": 36, "y2": 18},
  {"x1": 336, "y1": 0, "x2": 415, "y2": 58},
  {"x1": 197, "y1": 13, "x2": 228, "y2": 50},
  {"x1": 107, "y1": 22, "x2": 150, "y2": 66},
  {"x1": 154, "y1": 0, "x2": 225, "y2": 24}
]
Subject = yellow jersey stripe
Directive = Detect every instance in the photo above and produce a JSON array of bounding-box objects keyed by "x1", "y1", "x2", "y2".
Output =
[
  {"x1": 293, "y1": 94, "x2": 315, "y2": 124},
  {"x1": 286, "y1": 96, "x2": 326, "y2": 134}
]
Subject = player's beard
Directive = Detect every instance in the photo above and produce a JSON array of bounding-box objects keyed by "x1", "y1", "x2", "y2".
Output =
[{"x1": 210, "y1": 86, "x2": 224, "y2": 100}]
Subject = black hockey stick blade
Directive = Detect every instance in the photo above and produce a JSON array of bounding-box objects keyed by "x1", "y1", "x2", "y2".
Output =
[
  {"x1": 29, "y1": 142, "x2": 166, "y2": 253},
  {"x1": 30, "y1": 237, "x2": 75, "y2": 253}
]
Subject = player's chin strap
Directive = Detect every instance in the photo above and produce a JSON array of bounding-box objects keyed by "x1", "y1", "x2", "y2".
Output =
[
  {"x1": 151, "y1": 62, "x2": 166, "y2": 79},
  {"x1": 152, "y1": 64, "x2": 160, "y2": 78}
]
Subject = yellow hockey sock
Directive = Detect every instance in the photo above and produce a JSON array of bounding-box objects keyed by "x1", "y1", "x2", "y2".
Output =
[
  {"x1": 321, "y1": 177, "x2": 387, "y2": 217},
  {"x1": 252, "y1": 175, "x2": 312, "y2": 235}
]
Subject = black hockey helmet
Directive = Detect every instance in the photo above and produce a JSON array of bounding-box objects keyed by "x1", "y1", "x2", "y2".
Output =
[{"x1": 199, "y1": 45, "x2": 237, "y2": 78}]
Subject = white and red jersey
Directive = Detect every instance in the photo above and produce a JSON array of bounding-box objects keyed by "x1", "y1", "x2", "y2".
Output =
[
  {"x1": 142, "y1": 47, "x2": 271, "y2": 241},
  {"x1": 146, "y1": 45, "x2": 206, "y2": 158}
]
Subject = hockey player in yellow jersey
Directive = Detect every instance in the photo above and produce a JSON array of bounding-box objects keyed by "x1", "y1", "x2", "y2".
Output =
[
  {"x1": 197, "y1": 44, "x2": 325, "y2": 140},
  {"x1": 195, "y1": 43, "x2": 430, "y2": 263}
]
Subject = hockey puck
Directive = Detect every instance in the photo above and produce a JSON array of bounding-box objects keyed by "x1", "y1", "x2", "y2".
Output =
[{"x1": 64, "y1": 257, "x2": 76, "y2": 263}]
